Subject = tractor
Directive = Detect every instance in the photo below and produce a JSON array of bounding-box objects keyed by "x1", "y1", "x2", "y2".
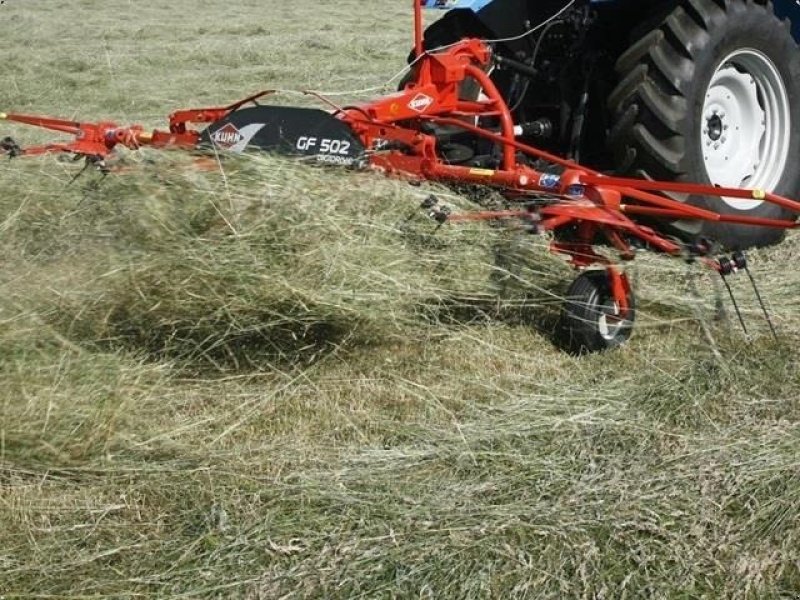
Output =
[{"x1": 416, "y1": 0, "x2": 800, "y2": 249}]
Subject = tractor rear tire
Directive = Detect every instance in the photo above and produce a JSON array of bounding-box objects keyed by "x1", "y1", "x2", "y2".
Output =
[{"x1": 608, "y1": 0, "x2": 800, "y2": 249}]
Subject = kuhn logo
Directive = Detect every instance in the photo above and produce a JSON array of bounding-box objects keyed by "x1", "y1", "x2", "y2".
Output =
[
  {"x1": 211, "y1": 123, "x2": 243, "y2": 149},
  {"x1": 408, "y1": 93, "x2": 434, "y2": 113}
]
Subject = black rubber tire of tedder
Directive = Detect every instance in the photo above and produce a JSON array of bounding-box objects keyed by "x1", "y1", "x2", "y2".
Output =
[
  {"x1": 608, "y1": 0, "x2": 800, "y2": 249},
  {"x1": 558, "y1": 270, "x2": 636, "y2": 354}
]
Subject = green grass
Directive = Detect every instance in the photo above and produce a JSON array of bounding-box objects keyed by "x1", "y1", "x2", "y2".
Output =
[{"x1": 2, "y1": 1, "x2": 800, "y2": 597}]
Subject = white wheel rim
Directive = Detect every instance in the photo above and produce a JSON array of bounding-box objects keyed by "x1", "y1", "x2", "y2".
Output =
[
  {"x1": 597, "y1": 301, "x2": 624, "y2": 341},
  {"x1": 700, "y1": 49, "x2": 791, "y2": 210}
]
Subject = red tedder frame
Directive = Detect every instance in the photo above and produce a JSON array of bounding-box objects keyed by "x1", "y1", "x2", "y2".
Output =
[{"x1": 2, "y1": 0, "x2": 800, "y2": 315}]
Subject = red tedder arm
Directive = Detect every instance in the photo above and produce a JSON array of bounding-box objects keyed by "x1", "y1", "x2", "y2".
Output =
[
  {"x1": 0, "y1": 91, "x2": 274, "y2": 158},
  {"x1": 0, "y1": 112, "x2": 155, "y2": 157}
]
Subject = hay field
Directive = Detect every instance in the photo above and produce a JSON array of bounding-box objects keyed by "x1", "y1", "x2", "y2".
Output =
[{"x1": 1, "y1": 1, "x2": 800, "y2": 597}]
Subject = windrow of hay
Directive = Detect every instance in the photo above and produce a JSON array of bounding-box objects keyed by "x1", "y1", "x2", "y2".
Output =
[{"x1": 1, "y1": 152, "x2": 584, "y2": 370}]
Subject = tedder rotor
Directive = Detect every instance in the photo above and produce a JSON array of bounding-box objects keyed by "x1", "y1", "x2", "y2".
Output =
[{"x1": 2, "y1": 1, "x2": 799, "y2": 352}]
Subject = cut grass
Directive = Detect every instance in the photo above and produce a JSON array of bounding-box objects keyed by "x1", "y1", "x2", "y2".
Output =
[{"x1": 1, "y1": 1, "x2": 800, "y2": 597}]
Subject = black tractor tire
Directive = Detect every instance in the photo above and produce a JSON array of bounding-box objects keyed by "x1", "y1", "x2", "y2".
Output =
[
  {"x1": 558, "y1": 270, "x2": 636, "y2": 354},
  {"x1": 608, "y1": 0, "x2": 800, "y2": 249}
]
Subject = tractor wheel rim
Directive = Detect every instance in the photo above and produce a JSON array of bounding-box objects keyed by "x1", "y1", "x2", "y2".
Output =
[{"x1": 700, "y1": 49, "x2": 791, "y2": 210}]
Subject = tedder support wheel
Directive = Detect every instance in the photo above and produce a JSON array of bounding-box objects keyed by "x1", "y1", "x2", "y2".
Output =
[
  {"x1": 608, "y1": 0, "x2": 800, "y2": 249},
  {"x1": 559, "y1": 270, "x2": 636, "y2": 354}
]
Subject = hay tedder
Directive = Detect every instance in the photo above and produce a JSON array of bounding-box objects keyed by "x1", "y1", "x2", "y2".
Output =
[{"x1": 3, "y1": 0, "x2": 800, "y2": 352}]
